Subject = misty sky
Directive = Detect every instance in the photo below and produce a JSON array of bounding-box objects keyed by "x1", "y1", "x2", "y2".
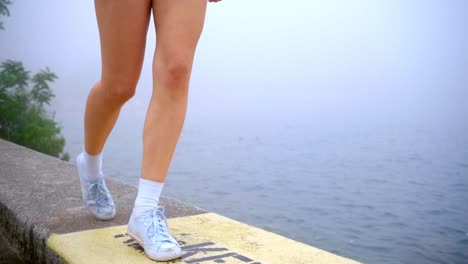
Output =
[{"x1": 1, "y1": 0, "x2": 467, "y2": 132}]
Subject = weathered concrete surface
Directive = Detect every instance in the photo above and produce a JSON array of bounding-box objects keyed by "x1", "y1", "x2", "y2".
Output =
[
  {"x1": 0, "y1": 228, "x2": 27, "y2": 264},
  {"x1": 0, "y1": 138, "x2": 207, "y2": 263}
]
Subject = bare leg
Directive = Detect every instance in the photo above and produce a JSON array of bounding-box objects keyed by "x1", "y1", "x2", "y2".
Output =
[
  {"x1": 77, "y1": 0, "x2": 152, "y2": 221},
  {"x1": 140, "y1": 0, "x2": 208, "y2": 183},
  {"x1": 84, "y1": 0, "x2": 152, "y2": 155},
  {"x1": 127, "y1": 1, "x2": 208, "y2": 260}
]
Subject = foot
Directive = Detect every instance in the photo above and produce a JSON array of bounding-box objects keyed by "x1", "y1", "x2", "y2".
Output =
[
  {"x1": 127, "y1": 206, "x2": 182, "y2": 261},
  {"x1": 76, "y1": 152, "x2": 116, "y2": 220}
]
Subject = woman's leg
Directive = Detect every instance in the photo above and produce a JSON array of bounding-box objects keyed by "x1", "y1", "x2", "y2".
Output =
[
  {"x1": 77, "y1": 0, "x2": 152, "y2": 220},
  {"x1": 127, "y1": 0, "x2": 208, "y2": 260},
  {"x1": 84, "y1": 0, "x2": 152, "y2": 155},
  {"x1": 140, "y1": 0, "x2": 208, "y2": 183}
]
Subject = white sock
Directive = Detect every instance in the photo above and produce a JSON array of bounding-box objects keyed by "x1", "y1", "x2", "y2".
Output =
[
  {"x1": 80, "y1": 144, "x2": 103, "y2": 181},
  {"x1": 133, "y1": 178, "x2": 164, "y2": 215}
]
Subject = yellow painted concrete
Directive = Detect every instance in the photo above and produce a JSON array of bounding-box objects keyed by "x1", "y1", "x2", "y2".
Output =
[{"x1": 47, "y1": 212, "x2": 361, "y2": 264}]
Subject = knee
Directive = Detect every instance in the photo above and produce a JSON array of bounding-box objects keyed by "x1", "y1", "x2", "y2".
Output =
[
  {"x1": 167, "y1": 60, "x2": 190, "y2": 82},
  {"x1": 158, "y1": 57, "x2": 191, "y2": 85},
  {"x1": 100, "y1": 77, "x2": 137, "y2": 104}
]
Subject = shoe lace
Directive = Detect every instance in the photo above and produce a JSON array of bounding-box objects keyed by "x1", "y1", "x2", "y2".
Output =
[
  {"x1": 87, "y1": 178, "x2": 111, "y2": 206},
  {"x1": 142, "y1": 206, "x2": 173, "y2": 244}
]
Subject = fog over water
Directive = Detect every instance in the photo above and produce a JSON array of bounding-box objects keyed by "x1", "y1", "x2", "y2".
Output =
[{"x1": 1, "y1": 1, "x2": 467, "y2": 263}]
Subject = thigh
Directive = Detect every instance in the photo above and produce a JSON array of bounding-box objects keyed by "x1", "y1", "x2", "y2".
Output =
[
  {"x1": 151, "y1": 0, "x2": 208, "y2": 67},
  {"x1": 94, "y1": 0, "x2": 152, "y2": 87}
]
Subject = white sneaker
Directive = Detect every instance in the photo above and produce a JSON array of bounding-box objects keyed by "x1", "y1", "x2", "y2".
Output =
[
  {"x1": 127, "y1": 206, "x2": 182, "y2": 261},
  {"x1": 76, "y1": 152, "x2": 116, "y2": 220}
]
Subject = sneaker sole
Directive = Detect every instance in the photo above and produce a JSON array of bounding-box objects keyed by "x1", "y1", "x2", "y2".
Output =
[
  {"x1": 127, "y1": 230, "x2": 183, "y2": 262},
  {"x1": 76, "y1": 153, "x2": 116, "y2": 221}
]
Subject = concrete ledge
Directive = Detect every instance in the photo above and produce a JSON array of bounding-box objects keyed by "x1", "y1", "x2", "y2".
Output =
[
  {"x1": 48, "y1": 213, "x2": 360, "y2": 264},
  {"x1": 0, "y1": 138, "x2": 206, "y2": 263},
  {"x1": 0, "y1": 138, "x2": 361, "y2": 264}
]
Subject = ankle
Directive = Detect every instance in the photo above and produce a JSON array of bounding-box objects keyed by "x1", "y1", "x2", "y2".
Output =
[
  {"x1": 79, "y1": 144, "x2": 103, "y2": 180},
  {"x1": 133, "y1": 178, "x2": 164, "y2": 215}
]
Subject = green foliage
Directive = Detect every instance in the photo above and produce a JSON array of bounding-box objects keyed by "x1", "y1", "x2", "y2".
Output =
[
  {"x1": 0, "y1": 0, "x2": 12, "y2": 30},
  {"x1": 0, "y1": 60, "x2": 70, "y2": 161}
]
